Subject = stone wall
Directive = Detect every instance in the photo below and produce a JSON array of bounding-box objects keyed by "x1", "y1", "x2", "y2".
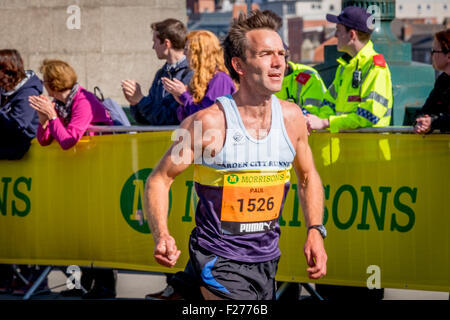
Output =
[{"x1": 0, "y1": 0, "x2": 187, "y2": 104}]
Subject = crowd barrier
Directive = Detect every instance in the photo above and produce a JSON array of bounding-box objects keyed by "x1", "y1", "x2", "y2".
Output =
[{"x1": 0, "y1": 126, "x2": 448, "y2": 292}]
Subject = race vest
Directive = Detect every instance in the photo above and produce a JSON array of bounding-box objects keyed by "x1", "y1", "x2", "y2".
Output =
[{"x1": 192, "y1": 94, "x2": 295, "y2": 263}]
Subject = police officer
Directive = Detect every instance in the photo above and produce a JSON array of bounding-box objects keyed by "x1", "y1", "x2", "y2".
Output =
[
  {"x1": 306, "y1": 6, "x2": 393, "y2": 133},
  {"x1": 275, "y1": 56, "x2": 327, "y2": 116}
]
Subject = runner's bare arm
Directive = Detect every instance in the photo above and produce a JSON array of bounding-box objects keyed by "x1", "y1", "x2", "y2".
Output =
[
  {"x1": 144, "y1": 115, "x2": 197, "y2": 267},
  {"x1": 281, "y1": 100, "x2": 327, "y2": 279},
  {"x1": 291, "y1": 115, "x2": 324, "y2": 227},
  {"x1": 144, "y1": 107, "x2": 224, "y2": 268}
]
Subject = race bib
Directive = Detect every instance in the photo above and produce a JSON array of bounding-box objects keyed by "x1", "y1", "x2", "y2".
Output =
[{"x1": 220, "y1": 170, "x2": 290, "y2": 235}]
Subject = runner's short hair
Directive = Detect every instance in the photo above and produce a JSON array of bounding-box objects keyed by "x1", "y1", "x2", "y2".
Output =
[
  {"x1": 223, "y1": 10, "x2": 279, "y2": 82},
  {"x1": 262, "y1": 10, "x2": 282, "y2": 31}
]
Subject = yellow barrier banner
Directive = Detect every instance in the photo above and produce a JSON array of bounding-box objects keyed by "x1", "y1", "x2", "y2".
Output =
[{"x1": 0, "y1": 131, "x2": 448, "y2": 292}]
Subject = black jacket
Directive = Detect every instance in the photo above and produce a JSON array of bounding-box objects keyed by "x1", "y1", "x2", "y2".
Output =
[
  {"x1": 0, "y1": 71, "x2": 43, "y2": 160},
  {"x1": 415, "y1": 72, "x2": 450, "y2": 133}
]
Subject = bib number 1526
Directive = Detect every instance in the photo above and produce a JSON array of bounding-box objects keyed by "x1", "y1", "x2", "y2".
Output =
[{"x1": 237, "y1": 197, "x2": 274, "y2": 213}]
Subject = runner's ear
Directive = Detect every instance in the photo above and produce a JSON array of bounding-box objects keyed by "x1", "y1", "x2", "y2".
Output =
[{"x1": 231, "y1": 57, "x2": 244, "y2": 77}]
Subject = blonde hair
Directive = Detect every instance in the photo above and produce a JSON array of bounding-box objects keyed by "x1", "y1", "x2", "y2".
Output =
[
  {"x1": 40, "y1": 59, "x2": 77, "y2": 92},
  {"x1": 187, "y1": 30, "x2": 229, "y2": 103}
]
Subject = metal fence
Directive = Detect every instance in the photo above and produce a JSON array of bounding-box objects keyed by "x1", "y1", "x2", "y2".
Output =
[{"x1": 87, "y1": 125, "x2": 425, "y2": 134}]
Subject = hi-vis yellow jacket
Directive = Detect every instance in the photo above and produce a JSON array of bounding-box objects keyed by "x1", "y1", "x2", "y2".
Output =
[
  {"x1": 318, "y1": 41, "x2": 393, "y2": 133},
  {"x1": 275, "y1": 61, "x2": 326, "y2": 115}
]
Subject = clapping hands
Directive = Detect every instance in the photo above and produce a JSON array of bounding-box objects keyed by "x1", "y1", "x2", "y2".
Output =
[
  {"x1": 161, "y1": 77, "x2": 187, "y2": 104},
  {"x1": 28, "y1": 95, "x2": 57, "y2": 125},
  {"x1": 121, "y1": 80, "x2": 144, "y2": 105}
]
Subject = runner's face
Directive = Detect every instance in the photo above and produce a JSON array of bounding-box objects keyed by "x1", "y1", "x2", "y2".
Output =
[{"x1": 240, "y1": 29, "x2": 285, "y2": 94}]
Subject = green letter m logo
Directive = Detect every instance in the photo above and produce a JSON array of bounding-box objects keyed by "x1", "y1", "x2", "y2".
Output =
[{"x1": 227, "y1": 174, "x2": 239, "y2": 184}]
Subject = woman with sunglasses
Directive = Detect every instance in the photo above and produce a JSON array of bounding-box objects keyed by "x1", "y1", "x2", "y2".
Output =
[{"x1": 414, "y1": 29, "x2": 450, "y2": 134}]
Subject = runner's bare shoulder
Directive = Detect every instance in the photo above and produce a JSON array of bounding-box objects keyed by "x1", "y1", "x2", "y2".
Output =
[
  {"x1": 178, "y1": 103, "x2": 226, "y2": 150},
  {"x1": 179, "y1": 103, "x2": 225, "y2": 130},
  {"x1": 278, "y1": 99, "x2": 306, "y2": 136},
  {"x1": 194, "y1": 103, "x2": 226, "y2": 133}
]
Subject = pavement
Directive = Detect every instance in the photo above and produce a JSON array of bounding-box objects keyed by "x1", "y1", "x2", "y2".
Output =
[{"x1": 0, "y1": 269, "x2": 448, "y2": 300}]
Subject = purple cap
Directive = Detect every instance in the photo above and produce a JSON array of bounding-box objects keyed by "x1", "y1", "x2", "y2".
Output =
[{"x1": 326, "y1": 6, "x2": 374, "y2": 34}]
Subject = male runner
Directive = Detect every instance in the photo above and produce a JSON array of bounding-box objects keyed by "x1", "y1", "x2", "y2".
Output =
[{"x1": 144, "y1": 10, "x2": 327, "y2": 300}]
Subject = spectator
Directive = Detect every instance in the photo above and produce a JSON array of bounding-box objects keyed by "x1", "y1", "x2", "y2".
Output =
[
  {"x1": 0, "y1": 49, "x2": 42, "y2": 160},
  {"x1": 0, "y1": 49, "x2": 46, "y2": 295},
  {"x1": 414, "y1": 29, "x2": 450, "y2": 134},
  {"x1": 28, "y1": 59, "x2": 116, "y2": 299},
  {"x1": 162, "y1": 30, "x2": 236, "y2": 122},
  {"x1": 306, "y1": 6, "x2": 393, "y2": 133},
  {"x1": 122, "y1": 18, "x2": 193, "y2": 125},
  {"x1": 29, "y1": 59, "x2": 113, "y2": 150}
]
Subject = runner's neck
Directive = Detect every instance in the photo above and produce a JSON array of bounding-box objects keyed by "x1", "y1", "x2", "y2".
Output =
[{"x1": 233, "y1": 90, "x2": 273, "y2": 112}]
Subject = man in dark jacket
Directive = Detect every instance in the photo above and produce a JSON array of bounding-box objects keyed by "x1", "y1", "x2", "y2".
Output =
[
  {"x1": 122, "y1": 19, "x2": 193, "y2": 125},
  {"x1": 0, "y1": 49, "x2": 43, "y2": 160}
]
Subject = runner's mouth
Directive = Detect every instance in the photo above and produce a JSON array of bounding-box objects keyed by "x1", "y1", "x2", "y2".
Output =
[{"x1": 268, "y1": 73, "x2": 282, "y2": 79}]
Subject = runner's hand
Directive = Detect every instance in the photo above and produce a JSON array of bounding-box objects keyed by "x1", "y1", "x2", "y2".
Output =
[
  {"x1": 153, "y1": 234, "x2": 181, "y2": 268},
  {"x1": 304, "y1": 229, "x2": 327, "y2": 279}
]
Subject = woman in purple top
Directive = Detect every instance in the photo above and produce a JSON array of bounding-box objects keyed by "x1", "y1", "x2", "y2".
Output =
[
  {"x1": 28, "y1": 59, "x2": 113, "y2": 150},
  {"x1": 162, "y1": 30, "x2": 236, "y2": 122}
]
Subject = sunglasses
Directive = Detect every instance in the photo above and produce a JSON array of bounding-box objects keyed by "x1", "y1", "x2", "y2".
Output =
[{"x1": 431, "y1": 49, "x2": 446, "y2": 55}]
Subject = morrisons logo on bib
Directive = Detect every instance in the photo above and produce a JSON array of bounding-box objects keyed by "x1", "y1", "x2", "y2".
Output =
[{"x1": 227, "y1": 174, "x2": 239, "y2": 184}]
